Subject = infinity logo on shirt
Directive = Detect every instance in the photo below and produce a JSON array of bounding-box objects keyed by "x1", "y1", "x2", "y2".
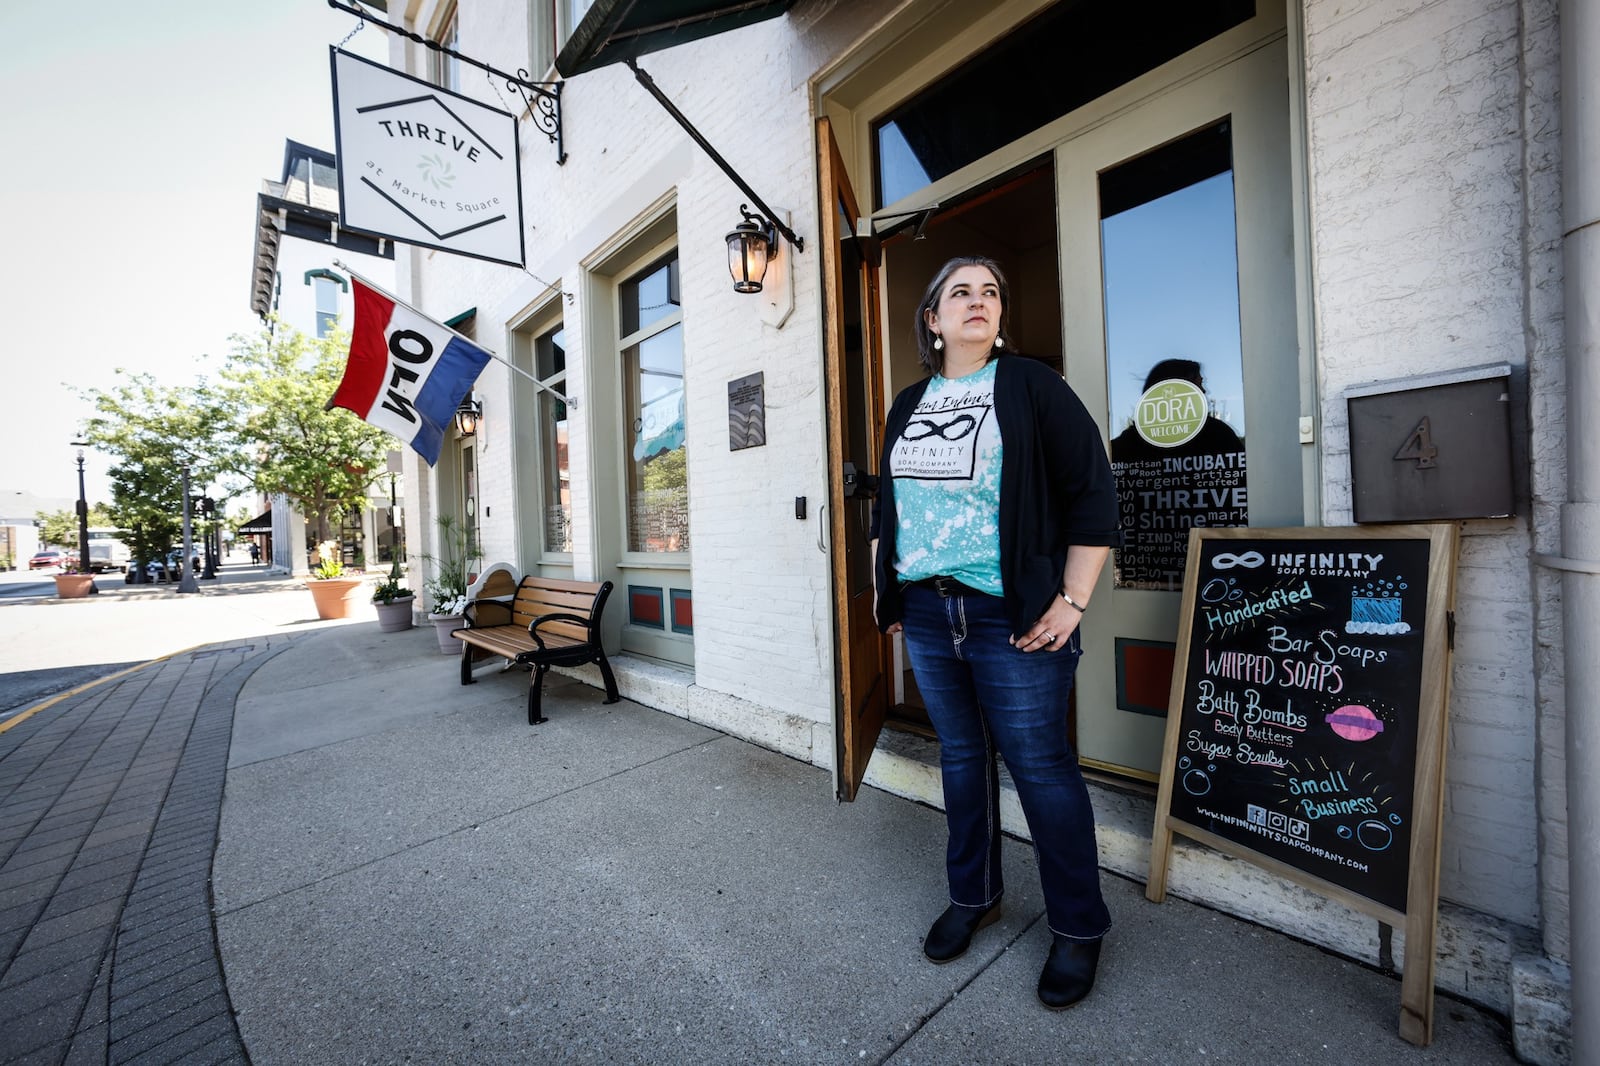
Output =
[{"x1": 902, "y1": 414, "x2": 977, "y2": 442}]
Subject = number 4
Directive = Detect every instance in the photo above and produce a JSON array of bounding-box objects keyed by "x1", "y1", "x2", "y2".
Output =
[{"x1": 1394, "y1": 416, "x2": 1439, "y2": 469}]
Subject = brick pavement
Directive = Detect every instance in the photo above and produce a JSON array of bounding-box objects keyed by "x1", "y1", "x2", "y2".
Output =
[{"x1": 0, "y1": 637, "x2": 290, "y2": 1065}]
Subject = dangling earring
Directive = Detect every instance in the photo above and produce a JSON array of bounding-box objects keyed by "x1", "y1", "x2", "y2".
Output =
[
  {"x1": 933, "y1": 336, "x2": 944, "y2": 351},
  {"x1": 994, "y1": 336, "x2": 1005, "y2": 349}
]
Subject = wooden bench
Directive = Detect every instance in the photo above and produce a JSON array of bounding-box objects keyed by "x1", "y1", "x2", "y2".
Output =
[{"x1": 453, "y1": 575, "x2": 620, "y2": 724}]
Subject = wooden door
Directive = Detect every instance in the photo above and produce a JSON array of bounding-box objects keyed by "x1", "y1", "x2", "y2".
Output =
[{"x1": 820, "y1": 116, "x2": 891, "y2": 801}]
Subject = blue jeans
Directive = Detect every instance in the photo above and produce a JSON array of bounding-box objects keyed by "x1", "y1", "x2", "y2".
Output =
[{"x1": 901, "y1": 584, "x2": 1111, "y2": 941}]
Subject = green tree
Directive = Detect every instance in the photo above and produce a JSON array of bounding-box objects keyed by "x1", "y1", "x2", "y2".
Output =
[
  {"x1": 220, "y1": 324, "x2": 390, "y2": 543},
  {"x1": 78, "y1": 370, "x2": 239, "y2": 579},
  {"x1": 35, "y1": 505, "x2": 114, "y2": 547}
]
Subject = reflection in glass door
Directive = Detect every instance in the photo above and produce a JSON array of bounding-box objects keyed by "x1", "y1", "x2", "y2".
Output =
[
  {"x1": 1103, "y1": 121, "x2": 1250, "y2": 592},
  {"x1": 1060, "y1": 42, "x2": 1302, "y2": 780}
]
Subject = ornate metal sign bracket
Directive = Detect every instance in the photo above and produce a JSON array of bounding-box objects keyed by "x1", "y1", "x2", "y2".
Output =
[{"x1": 327, "y1": 0, "x2": 567, "y2": 164}]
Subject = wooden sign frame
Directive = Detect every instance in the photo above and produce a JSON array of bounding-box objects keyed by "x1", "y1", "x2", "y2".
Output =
[{"x1": 1146, "y1": 524, "x2": 1458, "y2": 1046}]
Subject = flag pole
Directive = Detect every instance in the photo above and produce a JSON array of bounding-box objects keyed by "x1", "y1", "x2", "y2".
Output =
[{"x1": 333, "y1": 260, "x2": 578, "y2": 410}]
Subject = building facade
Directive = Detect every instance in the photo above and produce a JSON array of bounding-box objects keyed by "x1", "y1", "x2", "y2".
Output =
[
  {"x1": 250, "y1": 140, "x2": 402, "y2": 575},
  {"x1": 379, "y1": 2, "x2": 1587, "y2": 1059}
]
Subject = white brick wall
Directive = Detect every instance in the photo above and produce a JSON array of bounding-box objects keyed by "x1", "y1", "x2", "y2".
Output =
[
  {"x1": 1303, "y1": 0, "x2": 1562, "y2": 935},
  {"x1": 391, "y1": 10, "x2": 838, "y2": 723}
]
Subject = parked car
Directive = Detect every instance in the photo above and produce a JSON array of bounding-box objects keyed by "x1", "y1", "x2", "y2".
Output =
[
  {"x1": 146, "y1": 549, "x2": 201, "y2": 581},
  {"x1": 28, "y1": 550, "x2": 64, "y2": 570}
]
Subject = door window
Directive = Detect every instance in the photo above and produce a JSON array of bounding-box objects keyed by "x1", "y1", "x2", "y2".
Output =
[{"x1": 1102, "y1": 121, "x2": 1250, "y2": 591}]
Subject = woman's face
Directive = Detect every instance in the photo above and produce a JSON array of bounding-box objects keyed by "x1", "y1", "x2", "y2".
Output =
[{"x1": 926, "y1": 265, "x2": 1003, "y2": 351}]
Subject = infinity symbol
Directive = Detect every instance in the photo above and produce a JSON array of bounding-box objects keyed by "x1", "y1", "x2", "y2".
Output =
[
  {"x1": 903, "y1": 414, "x2": 977, "y2": 442},
  {"x1": 1213, "y1": 551, "x2": 1264, "y2": 570}
]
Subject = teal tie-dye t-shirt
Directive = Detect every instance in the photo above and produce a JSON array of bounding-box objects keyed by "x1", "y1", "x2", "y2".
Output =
[{"x1": 889, "y1": 360, "x2": 1004, "y2": 595}]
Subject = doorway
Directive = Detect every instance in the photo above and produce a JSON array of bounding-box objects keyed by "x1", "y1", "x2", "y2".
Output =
[
  {"x1": 825, "y1": 7, "x2": 1303, "y2": 798},
  {"x1": 878, "y1": 163, "x2": 1064, "y2": 739}
]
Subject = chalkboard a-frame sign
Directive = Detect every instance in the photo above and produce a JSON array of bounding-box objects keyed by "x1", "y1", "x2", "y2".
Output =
[{"x1": 1146, "y1": 524, "x2": 1458, "y2": 1047}]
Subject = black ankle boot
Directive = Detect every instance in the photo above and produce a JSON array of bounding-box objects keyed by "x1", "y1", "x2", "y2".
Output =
[
  {"x1": 922, "y1": 901, "x2": 1002, "y2": 963},
  {"x1": 1037, "y1": 935, "x2": 1101, "y2": 1010}
]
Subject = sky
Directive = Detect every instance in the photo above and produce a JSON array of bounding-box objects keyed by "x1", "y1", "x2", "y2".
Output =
[{"x1": 0, "y1": 1, "x2": 390, "y2": 506}]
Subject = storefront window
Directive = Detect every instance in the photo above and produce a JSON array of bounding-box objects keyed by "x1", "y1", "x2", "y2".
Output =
[
  {"x1": 536, "y1": 324, "x2": 571, "y2": 553},
  {"x1": 314, "y1": 276, "x2": 339, "y2": 338},
  {"x1": 459, "y1": 437, "x2": 478, "y2": 555},
  {"x1": 620, "y1": 253, "x2": 688, "y2": 554},
  {"x1": 431, "y1": 6, "x2": 460, "y2": 91},
  {"x1": 1103, "y1": 121, "x2": 1249, "y2": 590}
]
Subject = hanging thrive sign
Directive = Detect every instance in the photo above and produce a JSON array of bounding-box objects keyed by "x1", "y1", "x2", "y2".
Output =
[{"x1": 331, "y1": 48, "x2": 525, "y2": 267}]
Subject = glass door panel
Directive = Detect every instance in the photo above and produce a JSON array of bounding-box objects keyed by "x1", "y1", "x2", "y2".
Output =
[
  {"x1": 1060, "y1": 41, "x2": 1301, "y2": 780},
  {"x1": 1104, "y1": 121, "x2": 1250, "y2": 592}
]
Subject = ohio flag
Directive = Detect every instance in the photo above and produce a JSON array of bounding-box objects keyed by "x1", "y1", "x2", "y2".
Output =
[{"x1": 329, "y1": 278, "x2": 492, "y2": 465}]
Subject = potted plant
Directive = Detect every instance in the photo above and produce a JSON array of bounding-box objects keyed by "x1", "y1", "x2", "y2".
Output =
[
  {"x1": 307, "y1": 540, "x2": 365, "y2": 620},
  {"x1": 424, "y1": 515, "x2": 478, "y2": 654},
  {"x1": 371, "y1": 561, "x2": 415, "y2": 633},
  {"x1": 53, "y1": 558, "x2": 96, "y2": 599}
]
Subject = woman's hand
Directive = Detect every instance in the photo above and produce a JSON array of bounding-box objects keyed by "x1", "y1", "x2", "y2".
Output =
[
  {"x1": 1011, "y1": 598, "x2": 1082, "y2": 653},
  {"x1": 870, "y1": 537, "x2": 903, "y2": 634}
]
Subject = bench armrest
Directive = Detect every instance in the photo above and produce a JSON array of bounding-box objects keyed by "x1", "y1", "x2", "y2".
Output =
[
  {"x1": 464, "y1": 599, "x2": 512, "y2": 628},
  {"x1": 527, "y1": 611, "x2": 595, "y2": 650}
]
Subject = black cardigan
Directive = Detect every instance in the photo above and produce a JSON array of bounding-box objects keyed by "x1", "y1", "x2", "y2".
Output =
[{"x1": 870, "y1": 355, "x2": 1121, "y2": 634}]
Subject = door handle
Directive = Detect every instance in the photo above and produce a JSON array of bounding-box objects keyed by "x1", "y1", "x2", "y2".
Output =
[
  {"x1": 842, "y1": 462, "x2": 879, "y2": 499},
  {"x1": 816, "y1": 502, "x2": 827, "y2": 554}
]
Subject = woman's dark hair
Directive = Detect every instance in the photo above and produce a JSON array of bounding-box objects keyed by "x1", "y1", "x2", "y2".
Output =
[
  {"x1": 913, "y1": 255, "x2": 1013, "y2": 375},
  {"x1": 1142, "y1": 358, "x2": 1204, "y2": 392}
]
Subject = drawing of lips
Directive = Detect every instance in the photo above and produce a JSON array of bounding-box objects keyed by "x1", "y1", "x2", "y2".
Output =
[{"x1": 1326, "y1": 704, "x2": 1385, "y2": 741}]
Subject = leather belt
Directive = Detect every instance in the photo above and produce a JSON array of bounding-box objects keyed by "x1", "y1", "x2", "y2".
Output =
[{"x1": 907, "y1": 575, "x2": 988, "y2": 598}]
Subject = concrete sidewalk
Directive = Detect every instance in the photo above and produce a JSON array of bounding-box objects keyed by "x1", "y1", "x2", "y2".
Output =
[{"x1": 209, "y1": 623, "x2": 1519, "y2": 1065}]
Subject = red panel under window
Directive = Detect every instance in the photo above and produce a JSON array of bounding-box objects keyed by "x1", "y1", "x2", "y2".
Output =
[
  {"x1": 671, "y1": 590, "x2": 693, "y2": 633},
  {"x1": 630, "y1": 587, "x2": 663, "y2": 627}
]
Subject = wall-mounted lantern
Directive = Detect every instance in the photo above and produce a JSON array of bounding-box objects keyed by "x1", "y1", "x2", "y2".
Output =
[
  {"x1": 726, "y1": 204, "x2": 777, "y2": 294},
  {"x1": 455, "y1": 396, "x2": 483, "y2": 437}
]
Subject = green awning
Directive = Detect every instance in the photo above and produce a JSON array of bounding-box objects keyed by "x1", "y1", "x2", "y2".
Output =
[{"x1": 556, "y1": 0, "x2": 798, "y2": 78}]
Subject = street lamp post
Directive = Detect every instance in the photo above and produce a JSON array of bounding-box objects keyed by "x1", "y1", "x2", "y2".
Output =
[
  {"x1": 70, "y1": 439, "x2": 90, "y2": 582},
  {"x1": 200, "y1": 496, "x2": 217, "y2": 580},
  {"x1": 178, "y1": 467, "x2": 199, "y2": 594}
]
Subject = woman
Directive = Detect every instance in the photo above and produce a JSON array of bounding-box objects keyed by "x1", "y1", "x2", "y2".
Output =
[{"x1": 870, "y1": 255, "x2": 1120, "y2": 1010}]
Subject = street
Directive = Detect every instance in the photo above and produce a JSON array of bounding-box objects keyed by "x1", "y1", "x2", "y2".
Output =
[
  {"x1": 0, "y1": 572, "x2": 58, "y2": 602},
  {"x1": 0, "y1": 553, "x2": 357, "y2": 718}
]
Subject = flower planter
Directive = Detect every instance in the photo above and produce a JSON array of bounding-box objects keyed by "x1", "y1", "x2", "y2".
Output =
[
  {"x1": 429, "y1": 613, "x2": 464, "y2": 654},
  {"x1": 54, "y1": 574, "x2": 95, "y2": 599},
  {"x1": 374, "y1": 596, "x2": 416, "y2": 633},
  {"x1": 308, "y1": 577, "x2": 366, "y2": 620}
]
